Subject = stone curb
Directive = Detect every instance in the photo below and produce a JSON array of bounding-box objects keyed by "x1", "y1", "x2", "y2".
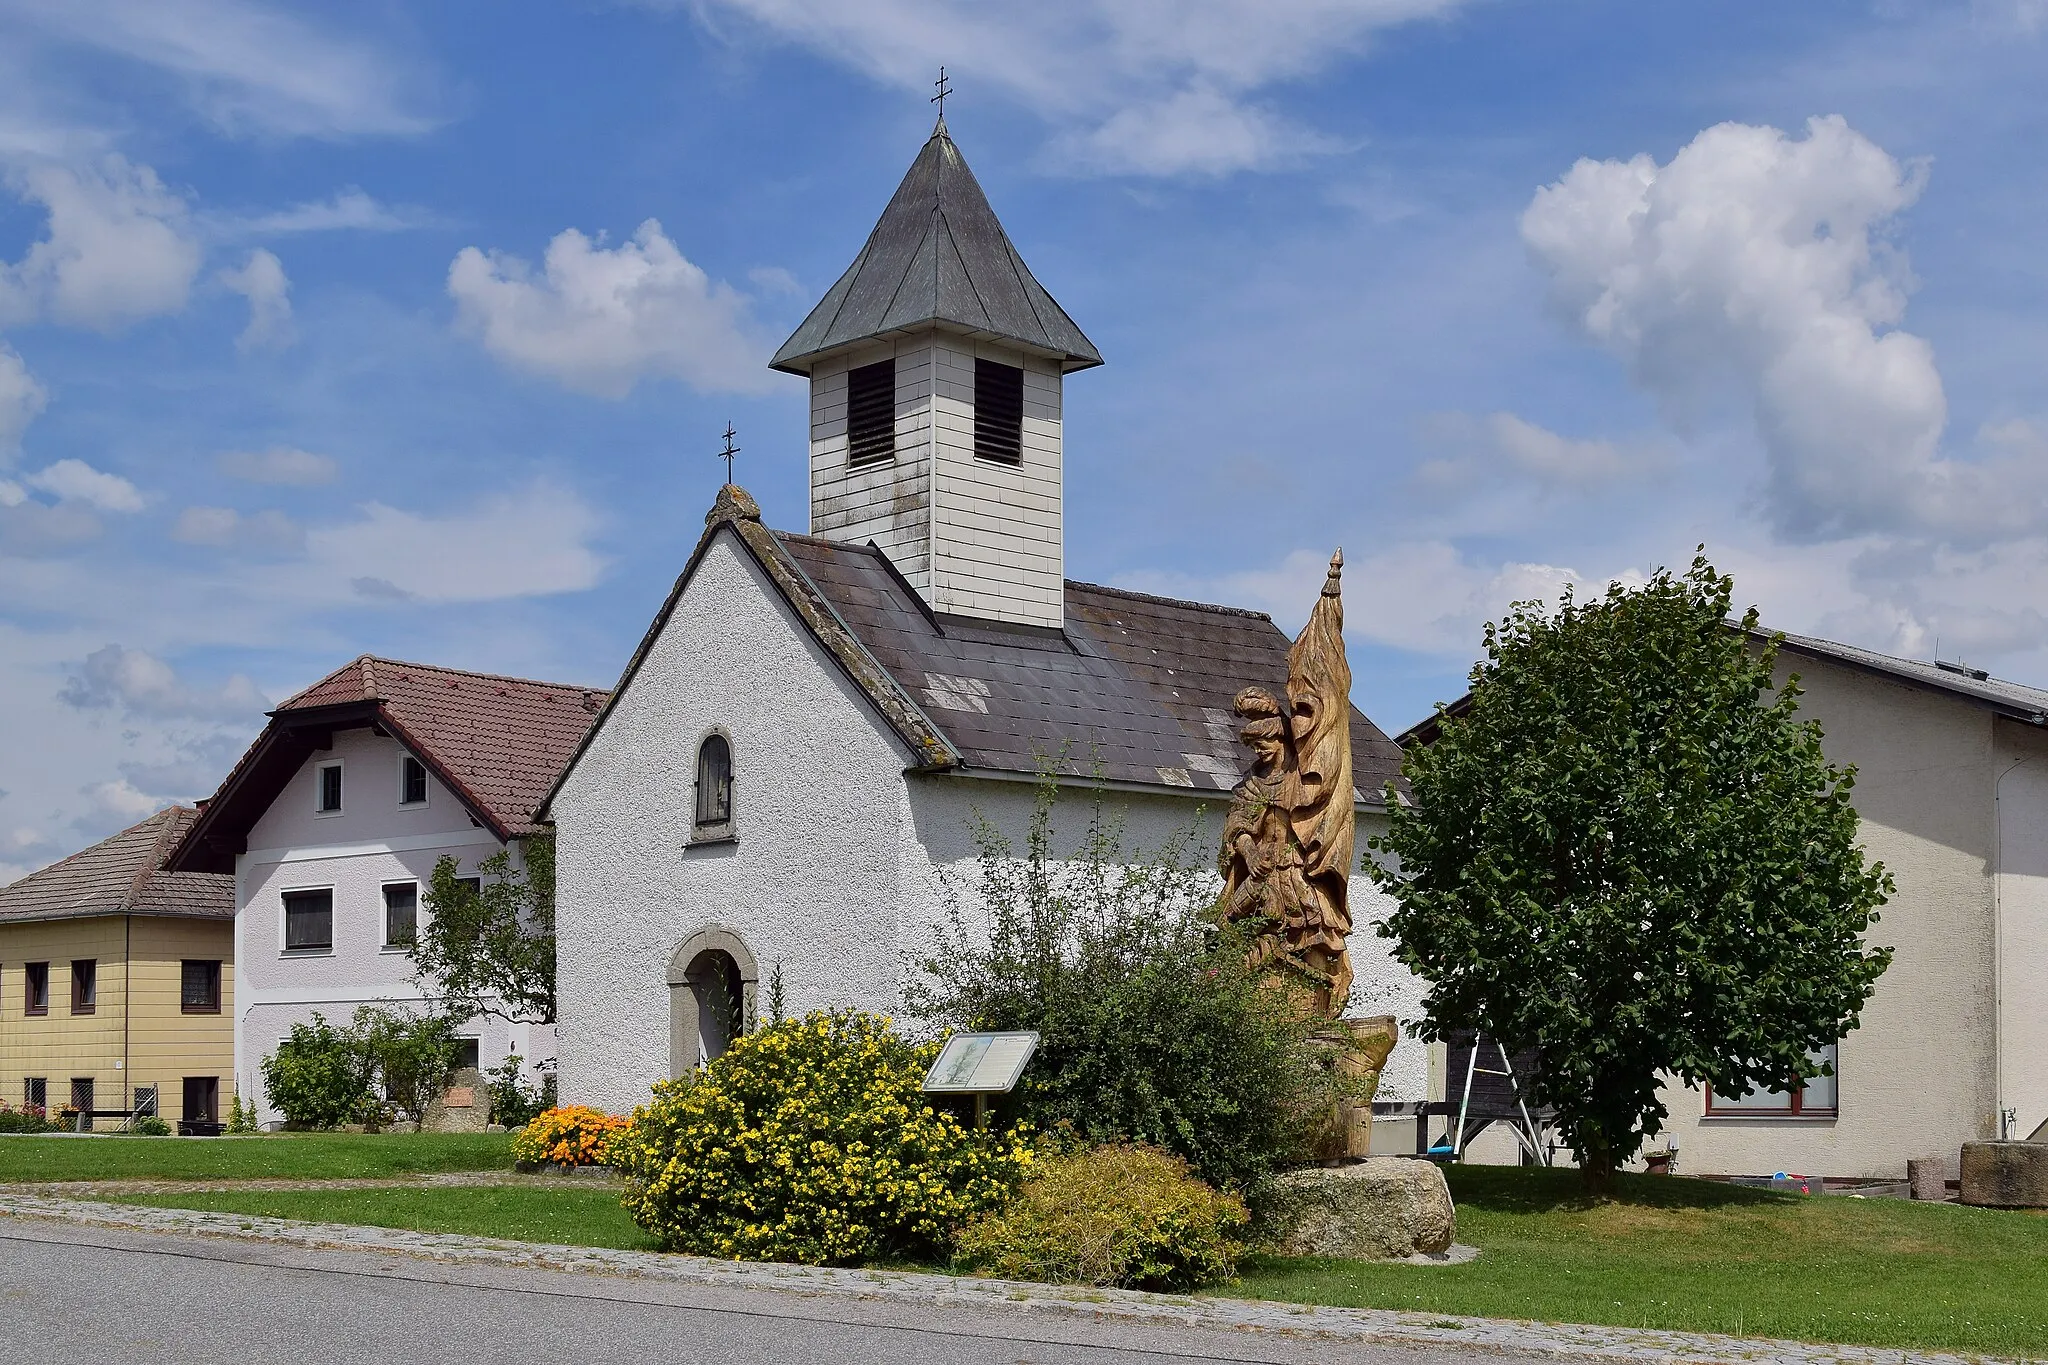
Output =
[{"x1": 0, "y1": 1194, "x2": 2022, "y2": 1365}]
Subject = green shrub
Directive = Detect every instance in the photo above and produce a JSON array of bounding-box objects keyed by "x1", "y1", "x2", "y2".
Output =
[
  {"x1": 908, "y1": 772, "x2": 1321, "y2": 1189},
  {"x1": 613, "y1": 1010, "x2": 1034, "y2": 1266},
  {"x1": 356, "y1": 1007, "x2": 459, "y2": 1131},
  {"x1": 130, "y1": 1115, "x2": 173, "y2": 1136},
  {"x1": 261, "y1": 1014, "x2": 373, "y2": 1129},
  {"x1": 225, "y1": 1094, "x2": 259, "y2": 1134},
  {"x1": 484, "y1": 1053, "x2": 556, "y2": 1129},
  {"x1": 0, "y1": 1104, "x2": 55, "y2": 1134},
  {"x1": 954, "y1": 1143, "x2": 1248, "y2": 1291}
]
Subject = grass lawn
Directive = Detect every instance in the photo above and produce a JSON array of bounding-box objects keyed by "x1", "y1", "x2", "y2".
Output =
[
  {"x1": 0, "y1": 1131, "x2": 512, "y2": 1183},
  {"x1": 1233, "y1": 1165, "x2": 2048, "y2": 1358},
  {"x1": 63, "y1": 1161, "x2": 2048, "y2": 1357},
  {"x1": 114, "y1": 1184, "x2": 655, "y2": 1251}
]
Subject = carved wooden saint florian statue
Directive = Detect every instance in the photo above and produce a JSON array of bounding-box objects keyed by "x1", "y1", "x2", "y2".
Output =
[
  {"x1": 1215, "y1": 550, "x2": 1356, "y2": 1018},
  {"x1": 1215, "y1": 551, "x2": 1393, "y2": 1158}
]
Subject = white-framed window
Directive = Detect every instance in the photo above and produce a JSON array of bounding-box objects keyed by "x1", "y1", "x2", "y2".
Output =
[
  {"x1": 282, "y1": 887, "x2": 335, "y2": 954},
  {"x1": 452, "y1": 1037, "x2": 480, "y2": 1071},
  {"x1": 381, "y1": 881, "x2": 419, "y2": 950},
  {"x1": 314, "y1": 760, "x2": 343, "y2": 815},
  {"x1": 1707, "y1": 1044, "x2": 1840, "y2": 1117},
  {"x1": 398, "y1": 754, "x2": 429, "y2": 807}
]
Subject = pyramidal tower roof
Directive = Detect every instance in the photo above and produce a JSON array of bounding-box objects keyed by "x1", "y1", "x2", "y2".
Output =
[{"x1": 770, "y1": 120, "x2": 1103, "y2": 375}]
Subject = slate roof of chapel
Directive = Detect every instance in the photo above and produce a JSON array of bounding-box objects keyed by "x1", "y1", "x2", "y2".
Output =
[
  {"x1": 770, "y1": 120, "x2": 1102, "y2": 375},
  {"x1": 0, "y1": 806, "x2": 232, "y2": 923},
  {"x1": 170, "y1": 657, "x2": 608, "y2": 873},
  {"x1": 777, "y1": 532, "x2": 1404, "y2": 804}
]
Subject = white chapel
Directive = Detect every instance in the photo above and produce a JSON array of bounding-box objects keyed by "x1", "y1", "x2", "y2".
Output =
[{"x1": 541, "y1": 122, "x2": 1423, "y2": 1115}]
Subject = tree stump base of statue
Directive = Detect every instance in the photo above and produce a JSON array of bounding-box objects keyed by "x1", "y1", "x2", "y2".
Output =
[{"x1": 1307, "y1": 1014, "x2": 1398, "y2": 1162}]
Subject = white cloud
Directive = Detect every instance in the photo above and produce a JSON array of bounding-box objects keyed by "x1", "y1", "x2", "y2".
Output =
[
  {"x1": 240, "y1": 188, "x2": 445, "y2": 234},
  {"x1": 1045, "y1": 86, "x2": 1341, "y2": 178},
  {"x1": 1413, "y1": 411, "x2": 1665, "y2": 494},
  {"x1": 81, "y1": 777, "x2": 165, "y2": 824},
  {"x1": 447, "y1": 220, "x2": 771, "y2": 397},
  {"x1": 0, "y1": 342, "x2": 47, "y2": 456},
  {"x1": 1127, "y1": 543, "x2": 1635, "y2": 656},
  {"x1": 215, "y1": 445, "x2": 336, "y2": 485},
  {"x1": 59, "y1": 642, "x2": 267, "y2": 720},
  {"x1": 1521, "y1": 115, "x2": 2044, "y2": 546},
  {"x1": 0, "y1": 0, "x2": 441, "y2": 139},
  {"x1": 218, "y1": 247, "x2": 293, "y2": 350},
  {"x1": 0, "y1": 155, "x2": 202, "y2": 331},
  {"x1": 24, "y1": 458, "x2": 143, "y2": 512},
  {"x1": 665, "y1": 0, "x2": 1465, "y2": 176},
  {"x1": 304, "y1": 483, "x2": 604, "y2": 603},
  {"x1": 172, "y1": 505, "x2": 303, "y2": 553}
]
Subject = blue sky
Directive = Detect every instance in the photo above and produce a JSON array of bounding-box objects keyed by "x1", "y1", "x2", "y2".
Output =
[{"x1": 2, "y1": 0, "x2": 2045, "y2": 880}]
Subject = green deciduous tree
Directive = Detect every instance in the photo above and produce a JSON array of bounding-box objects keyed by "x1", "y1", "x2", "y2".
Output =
[
  {"x1": 357, "y1": 1007, "x2": 460, "y2": 1132},
  {"x1": 1372, "y1": 553, "x2": 1894, "y2": 1189},
  {"x1": 413, "y1": 831, "x2": 556, "y2": 1025}
]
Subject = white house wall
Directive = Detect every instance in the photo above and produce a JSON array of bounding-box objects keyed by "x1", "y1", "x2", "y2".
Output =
[
  {"x1": 550, "y1": 529, "x2": 919, "y2": 1115},
  {"x1": 1994, "y1": 719, "x2": 2048, "y2": 1140},
  {"x1": 234, "y1": 726, "x2": 542, "y2": 1125},
  {"x1": 1656, "y1": 658, "x2": 2003, "y2": 1179}
]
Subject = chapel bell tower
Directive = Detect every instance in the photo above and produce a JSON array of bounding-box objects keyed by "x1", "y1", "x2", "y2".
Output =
[{"x1": 770, "y1": 119, "x2": 1102, "y2": 630}]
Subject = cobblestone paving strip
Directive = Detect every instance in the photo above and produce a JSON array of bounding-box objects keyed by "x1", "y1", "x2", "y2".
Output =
[{"x1": 0, "y1": 1192, "x2": 2021, "y2": 1365}]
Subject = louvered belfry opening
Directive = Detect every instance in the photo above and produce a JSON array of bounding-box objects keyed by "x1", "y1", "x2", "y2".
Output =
[
  {"x1": 973, "y1": 358, "x2": 1024, "y2": 464},
  {"x1": 846, "y1": 359, "x2": 896, "y2": 468}
]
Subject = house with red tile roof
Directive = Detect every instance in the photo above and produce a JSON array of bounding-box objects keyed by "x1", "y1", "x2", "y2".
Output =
[{"x1": 169, "y1": 656, "x2": 606, "y2": 1126}]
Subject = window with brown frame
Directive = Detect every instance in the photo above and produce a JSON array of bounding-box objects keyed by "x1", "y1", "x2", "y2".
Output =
[
  {"x1": 22, "y1": 1077, "x2": 46, "y2": 1109},
  {"x1": 1706, "y1": 1044, "x2": 1840, "y2": 1117},
  {"x1": 24, "y1": 962, "x2": 48, "y2": 1016},
  {"x1": 181, "y1": 960, "x2": 222, "y2": 1014},
  {"x1": 70, "y1": 959, "x2": 95, "y2": 1015}
]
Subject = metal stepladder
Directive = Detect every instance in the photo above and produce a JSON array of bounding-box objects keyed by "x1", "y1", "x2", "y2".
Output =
[{"x1": 1427, "y1": 1030, "x2": 1554, "y2": 1165}]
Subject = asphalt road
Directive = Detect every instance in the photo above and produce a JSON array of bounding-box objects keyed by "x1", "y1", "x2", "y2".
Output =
[{"x1": 0, "y1": 1220, "x2": 1526, "y2": 1365}]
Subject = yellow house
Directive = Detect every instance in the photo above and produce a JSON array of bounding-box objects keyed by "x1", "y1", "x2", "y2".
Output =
[{"x1": 0, "y1": 806, "x2": 235, "y2": 1130}]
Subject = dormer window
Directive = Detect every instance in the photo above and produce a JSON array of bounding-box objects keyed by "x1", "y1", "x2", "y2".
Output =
[
  {"x1": 399, "y1": 755, "x2": 428, "y2": 806},
  {"x1": 846, "y1": 359, "x2": 895, "y2": 468},
  {"x1": 315, "y1": 761, "x2": 343, "y2": 814},
  {"x1": 973, "y1": 358, "x2": 1023, "y2": 464},
  {"x1": 692, "y1": 730, "x2": 734, "y2": 841}
]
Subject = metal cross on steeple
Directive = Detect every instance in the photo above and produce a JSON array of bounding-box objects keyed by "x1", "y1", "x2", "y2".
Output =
[
  {"x1": 717, "y1": 423, "x2": 740, "y2": 486},
  {"x1": 931, "y1": 67, "x2": 950, "y2": 121}
]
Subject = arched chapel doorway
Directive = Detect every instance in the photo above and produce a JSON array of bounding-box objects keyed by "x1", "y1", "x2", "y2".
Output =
[{"x1": 667, "y1": 927, "x2": 758, "y2": 1077}]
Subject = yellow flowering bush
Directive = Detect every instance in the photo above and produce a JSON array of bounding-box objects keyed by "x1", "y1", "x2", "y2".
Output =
[
  {"x1": 511, "y1": 1104, "x2": 626, "y2": 1167},
  {"x1": 953, "y1": 1143, "x2": 1248, "y2": 1291},
  {"x1": 612, "y1": 1010, "x2": 1034, "y2": 1265}
]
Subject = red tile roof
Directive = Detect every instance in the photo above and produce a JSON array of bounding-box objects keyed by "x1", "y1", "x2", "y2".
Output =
[
  {"x1": 273, "y1": 656, "x2": 609, "y2": 836},
  {"x1": 169, "y1": 656, "x2": 607, "y2": 873},
  {"x1": 0, "y1": 807, "x2": 233, "y2": 923}
]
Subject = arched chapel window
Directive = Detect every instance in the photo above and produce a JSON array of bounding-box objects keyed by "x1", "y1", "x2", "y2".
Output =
[{"x1": 693, "y1": 731, "x2": 733, "y2": 836}]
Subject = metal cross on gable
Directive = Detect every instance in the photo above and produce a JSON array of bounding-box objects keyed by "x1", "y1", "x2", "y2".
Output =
[
  {"x1": 716, "y1": 423, "x2": 739, "y2": 486},
  {"x1": 932, "y1": 67, "x2": 951, "y2": 120}
]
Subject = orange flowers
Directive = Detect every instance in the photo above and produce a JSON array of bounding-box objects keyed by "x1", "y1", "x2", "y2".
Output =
[{"x1": 512, "y1": 1104, "x2": 627, "y2": 1167}]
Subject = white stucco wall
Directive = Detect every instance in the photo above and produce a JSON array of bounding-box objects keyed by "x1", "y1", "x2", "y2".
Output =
[
  {"x1": 550, "y1": 529, "x2": 920, "y2": 1115},
  {"x1": 1655, "y1": 657, "x2": 2004, "y2": 1179},
  {"x1": 234, "y1": 725, "x2": 546, "y2": 1125}
]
